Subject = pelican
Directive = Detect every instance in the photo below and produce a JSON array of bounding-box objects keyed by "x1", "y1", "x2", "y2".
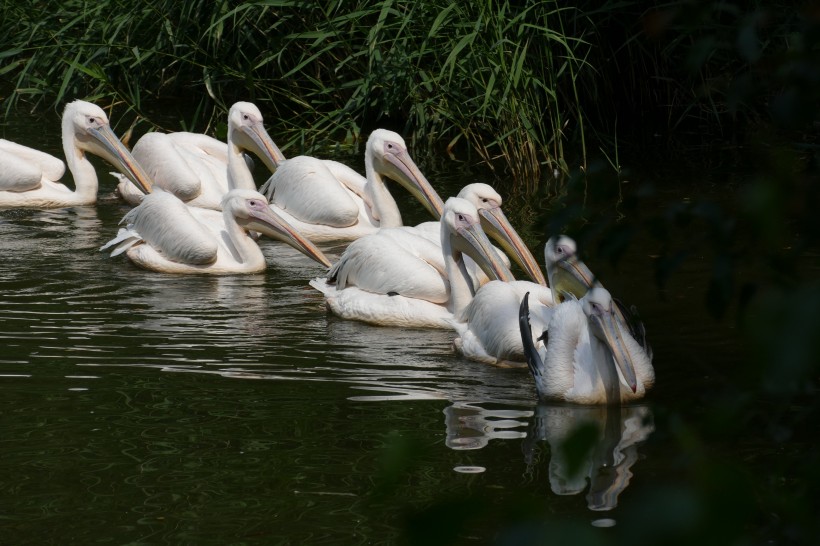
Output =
[
  {"x1": 519, "y1": 288, "x2": 655, "y2": 404},
  {"x1": 259, "y1": 129, "x2": 444, "y2": 242},
  {"x1": 452, "y1": 280, "x2": 556, "y2": 367},
  {"x1": 309, "y1": 197, "x2": 514, "y2": 328},
  {"x1": 101, "y1": 189, "x2": 330, "y2": 275},
  {"x1": 115, "y1": 102, "x2": 284, "y2": 209},
  {"x1": 545, "y1": 235, "x2": 652, "y2": 356},
  {"x1": 451, "y1": 234, "x2": 650, "y2": 369},
  {"x1": 0, "y1": 100, "x2": 152, "y2": 208},
  {"x1": 393, "y1": 183, "x2": 547, "y2": 287}
]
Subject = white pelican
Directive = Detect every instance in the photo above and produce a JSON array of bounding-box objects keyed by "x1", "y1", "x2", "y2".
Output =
[
  {"x1": 394, "y1": 183, "x2": 547, "y2": 287},
  {"x1": 452, "y1": 280, "x2": 556, "y2": 367},
  {"x1": 101, "y1": 189, "x2": 331, "y2": 275},
  {"x1": 545, "y1": 235, "x2": 652, "y2": 357},
  {"x1": 259, "y1": 129, "x2": 445, "y2": 242},
  {"x1": 0, "y1": 100, "x2": 152, "y2": 208},
  {"x1": 451, "y1": 234, "x2": 652, "y2": 369},
  {"x1": 519, "y1": 287, "x2": 655, "y2": 404},
  {"x1": 309, "y1": 197, "x2": 514, "y2": 328},
  {"x1": 115, "y1": 102, "x2": 284, "y2": 209}
]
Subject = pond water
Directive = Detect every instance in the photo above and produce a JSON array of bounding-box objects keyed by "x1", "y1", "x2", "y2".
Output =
[{"x1": 1, "y1": 107, "x2": 743, "y2": 544}]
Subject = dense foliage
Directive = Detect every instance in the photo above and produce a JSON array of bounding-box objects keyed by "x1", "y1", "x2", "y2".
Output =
[{"x1": 1, "y1": 1, "x2": 817, "y2": 182}]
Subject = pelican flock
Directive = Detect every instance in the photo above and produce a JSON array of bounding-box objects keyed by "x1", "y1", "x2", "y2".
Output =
[{"x1": 3, "y1": 98, "x2": 655, "y2": 405}]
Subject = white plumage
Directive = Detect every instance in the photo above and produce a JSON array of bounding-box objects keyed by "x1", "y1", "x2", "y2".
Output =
[
  {"x1": 260, "y1": 129, "x2": 444, "y2": 242},
  {"x1": 520, "y1": 287, "x2": 654, "y2": 404},
  {"x1": 453, "y1": 280, "x2": 555, "y2": 367},
  {"x1": 0, "y1": 100, "x2": 152, "y2": 208},
  {"x1": 310, "y1": 197, "x2": 514, "y2": 328},
  {"x1": 102, "y1": 189, "x2": 330, "y2": 275},
  {"x1": 115, "y1": 102, "x2": 283, "y2": 209}
]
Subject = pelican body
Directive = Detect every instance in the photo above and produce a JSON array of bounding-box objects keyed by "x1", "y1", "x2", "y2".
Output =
[
  {"x1": 452, "y1": 280, "x2": 555, "y2": 367},
  {"x1": 102, "y1": 189, "x2": 330, "y2": 275},
  {"x1": 260, "y1": 129, "x2": 444, "y2": 242},
  {"x1": 0, "y1": 100, "x2": 152, "y2": 208},
  {"x1": 116, "y1": 102, "x2": 284, "y2": 209},
  {"x1": 519, "y1": 288, "x2": 654, "y2": 404},
  {"x1": 309, "y1": 197, "x2": 513, "y2": 328}
]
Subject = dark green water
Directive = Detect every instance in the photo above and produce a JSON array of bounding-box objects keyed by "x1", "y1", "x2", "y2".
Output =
[{"x1": 0, "y1": 109, "x2": 737, "y2": 544}]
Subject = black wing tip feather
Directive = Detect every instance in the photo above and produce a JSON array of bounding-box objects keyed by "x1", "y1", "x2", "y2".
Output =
[
  {"x1": 518, "y1": 292, "x2": 544, "y2": 380},
  {"x1": 613, "y1": 297, "x2": 652, "y2": 356}
]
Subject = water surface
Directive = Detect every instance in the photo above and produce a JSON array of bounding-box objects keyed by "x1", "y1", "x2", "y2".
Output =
[{"x1": 0, "y1": 108, "x2": 736, "y2": 544}]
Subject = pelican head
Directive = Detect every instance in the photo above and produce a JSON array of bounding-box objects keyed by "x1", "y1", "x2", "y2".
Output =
[
  {"x1": 442, "y1": 197, "x2": 513, "y2": 283},
  {"x1": 582, "y1": 287, "x2": 638, "y2": 395},
  {"x1": 459, "y1": 183, "x2": 546, "y2": 286},
  {"x1": 227, "y1": 102, "x2": 285, "y2": 174},
  {"x1": 63, "y1": 100, "x2": 153, "y2": 194},
  {"x1": 545, "y1": 235, "x2": 596, "y2": 301},
  {"x1": 222, "y1": 189, "x2": 331, "y2": 267},
  {"x1": 367, "y1": 129, "x2": 445, "y2": 218}
]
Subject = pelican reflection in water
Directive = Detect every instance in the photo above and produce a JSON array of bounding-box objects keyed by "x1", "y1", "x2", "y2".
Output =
[{"x1": 522, "y1": 404, "x2": 654, "y2": 511}]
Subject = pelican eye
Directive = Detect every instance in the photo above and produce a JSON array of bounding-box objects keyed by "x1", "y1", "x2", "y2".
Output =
[{"x1": 243, "y1": 114, "x2": 249, "y2": 120}]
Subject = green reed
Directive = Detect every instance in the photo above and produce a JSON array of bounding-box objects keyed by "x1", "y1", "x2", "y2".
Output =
[
  {"x1": 1, "y1": 1, "x2": 812, "y2": 188},
  {"x1": 0, "y1": 0, "x2": 595, "y2": 185}
]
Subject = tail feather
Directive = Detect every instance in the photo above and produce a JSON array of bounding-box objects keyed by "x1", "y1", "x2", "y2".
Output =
[{"x1": 100, "y1": 227, "x2": 143, "y2": 257}]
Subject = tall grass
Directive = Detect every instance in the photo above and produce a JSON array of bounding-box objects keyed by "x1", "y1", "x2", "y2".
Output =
[
  {"x1": 1, "y1": 1, "x2": 814, "y2": 187},
  {"x1": 0, "y1": 0, "x2": 592, "y2": 184}
]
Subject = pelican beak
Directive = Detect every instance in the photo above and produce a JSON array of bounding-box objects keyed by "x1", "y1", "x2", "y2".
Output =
[
  {"x1": 241, "y1": 204, "x2": 332, "y2": 268},
  {"x1": 88, "y1": 124, "x2": 153, "y2": 194},
  {"x1": 479, "y1": 206, "x2": 546, "y2": 286},
  {"x1": 590, "y1": 310, "x2": 638, "y2": 394},
  {"x1": 383, "y1": 148, "x2": 445, "y2": 219},
  {"x1": 451, "y1": 218, "x2": 514, "y2": 283},
  {"x1": 551, "y1": 254, "x2": 596, "y2": 301},
  {"x1": 237, "y1": 122, "x2": 286, "y2": 174}
]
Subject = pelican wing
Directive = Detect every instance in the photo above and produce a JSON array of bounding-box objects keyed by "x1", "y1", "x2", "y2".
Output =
[
  {"x1": 0, "y1": 140, "x2": 65, "y2": 191},
  {"x1": 260, "y1": 156, "x2": 361, "y2": 227},
  {"x1": 121, "y1": 191, "x2": 218, "y2": 265},
  {"x1": 100, "y1": 226, "x2": 144, "y2": 257},
  {"x1": 328, "y1": 231, "x2": 449, "y2": 304},
  {"x1": 456, "y1": 281, "x2": 527, "y2": 364},
  {"x1": 166, "y1": 131, "x2": 230, "y2": 164},
  {"x1": 321, "y1": 159, "x2": 367, "y2": 199}
]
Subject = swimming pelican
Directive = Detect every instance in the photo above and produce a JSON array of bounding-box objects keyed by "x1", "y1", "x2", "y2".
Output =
[
  {"x1": 545, "y1": 235, "x2": 652, "y2": 357},
  {"x1": 115, "y1": 102, "x2": 284, "y2": 209},
  {"x1": 309, "y1": 197, "x2": 514, "y2": 328},
  {"x1": 101, "y1": 189, "x2": 330, "y2": 275},
  {"x1": 395, "y1": 183, "x2": 547, "y2": 287},
  {"x1": 518, "y1": 288, "x2": 655, "y2": 404},
  {"x1": 452, "y1": 280, "x2": 556, "y2": 367},
  {"x1": 259, "y1": 129, "x2": 444, "y2": 242},
  {"x1": 0, "y1": 100, "x2": 152, "y2": 208},
  {"x1": 451, "y1": 233, "x2": 653, "y2": 368}
]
